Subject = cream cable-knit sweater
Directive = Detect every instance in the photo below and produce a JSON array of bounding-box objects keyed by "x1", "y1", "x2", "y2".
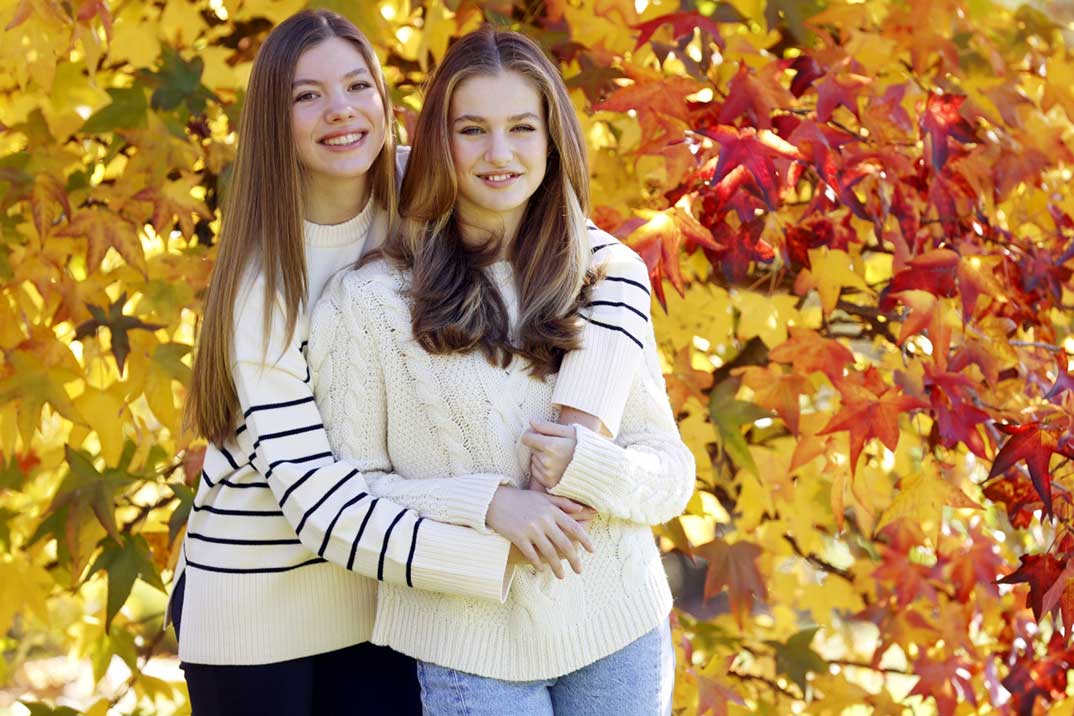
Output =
[
  {"x1": 173, "y1": 197, "x2": 657, "y2": 665},
  {"x1": 308, "y1": 245, "x2": 695, "y2": 680}
]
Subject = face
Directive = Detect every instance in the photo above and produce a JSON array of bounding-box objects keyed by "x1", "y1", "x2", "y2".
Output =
[
  {"x1": 449, "y1": 70, "x2": 548, "y2": 238},
  {"x1": 291, "y1": 37, "x2": 387, "y2": 193}
]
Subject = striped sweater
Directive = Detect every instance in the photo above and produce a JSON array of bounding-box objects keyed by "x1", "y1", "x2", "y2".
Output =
[
  {"x1": 307, "y1": 236, "x2": 694, "y2": 680},
  {"x1": 172, "y1": 200, "x2": 655, "y2": 666}
]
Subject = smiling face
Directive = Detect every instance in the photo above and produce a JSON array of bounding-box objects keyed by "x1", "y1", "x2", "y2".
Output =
[
  {"x1": 291, "y1": 37, "x2": 386, "y2": 201},
  {"x1": 449, "y1": 70, "x2": 548, "y2": 243}
]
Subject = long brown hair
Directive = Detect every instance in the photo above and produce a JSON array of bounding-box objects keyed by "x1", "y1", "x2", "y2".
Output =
[
  {"x1": 187, "y1": 9, "x2": 397, "y2": 444},
  {"x1": 384, "y1": 26, "x2": 592, "y2": 377}
]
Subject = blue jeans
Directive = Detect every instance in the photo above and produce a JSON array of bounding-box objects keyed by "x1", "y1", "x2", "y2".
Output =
[{"x1": 417, "y1": 620, "x2": 674, "y2": 716}]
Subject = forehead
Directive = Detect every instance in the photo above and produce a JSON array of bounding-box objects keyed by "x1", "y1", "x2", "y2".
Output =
[
  {"x1": 450, "y1": 70, "x2": 543, "y2": 119},
  {"x1": 294, "y1": 36, "x2": 369, "y2": 80}
]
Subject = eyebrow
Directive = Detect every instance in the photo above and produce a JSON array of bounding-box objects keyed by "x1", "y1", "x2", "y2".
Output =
[
  {"x1": 292, "y1": 68, "x2": 368, "y2": 88},
  {"x1": 452, "y1": 112, "x2": 541, "y2": 124}
]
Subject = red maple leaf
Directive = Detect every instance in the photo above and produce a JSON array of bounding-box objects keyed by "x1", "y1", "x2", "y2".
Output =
[
  {"x1": 820, "y1": 368, "x2": 928, "y2": 471},
  {"x1": 923, "y1": 367, "x2": 990, "y2": 458},
  {"x1": 718, "y1": 61, "x2": 795, "y2": 129},
  {"x1": 1045, "y1": 352, "x2": 1074, "y2": 403},
  {"x1": 628, "y1": 208, "x2": 723, "y2": 309},
  {"x1": 999, "y1": 553, "x2": 1064, "y2": 620},
  {"x1": 920, "y1": 93, "x2": 977, "y2": 171},
  {"x1": 815, "y1": 73, "x2": 870, "y2": 122},
  {"x1": 696, "y1": 537, "x2": 767, "y2": 626},
  {"x1": 883, "y1": 248, "x2": 959, "y2": 308},
  {"x1": 1003, "y1": 632, "x2": 1074, "y2": 716},
  {"x1": 699, "y1": 125, "x2": 803, "y2": 209},
  {"x1": 704, "y1": 217, "x2": 774, "y2": 282},
  {"x1": 789, "y1": 54, "x2": 824, "y2": 97},
  {"x1": 945, "y1": 526, "x2": 1004, "y2": 602},
  {"x1": 768, "y1": 326, "x2": 855, "y2": 383},
  {"x1": 982, "y1": 472, "x2": 1044, "y2": 529},
  {"x1": 988, "y1": 422, "x2": 1058, "y2": 516},
  {"x1": 909, "y1": 653, "x2": 979, "y2": 716},
  {"x1": 632, "y1": 10, "x2": 726, "y2": 51}
]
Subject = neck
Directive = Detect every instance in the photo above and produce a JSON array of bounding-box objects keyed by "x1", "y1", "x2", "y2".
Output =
[
  {"x1": 303, "y1": 174, "x2": 370, "y2": 225},
  {"x1": 457, "y1": 202, "x2": 525, "y2": 260}
]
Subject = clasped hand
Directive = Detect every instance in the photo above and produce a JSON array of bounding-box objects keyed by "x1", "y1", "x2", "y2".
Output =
[{"x1": 485, "y1": 421, "x2": 593, "y2": 579}]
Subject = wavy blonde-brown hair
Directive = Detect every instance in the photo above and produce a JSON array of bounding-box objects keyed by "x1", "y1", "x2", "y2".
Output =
[
  {"x1": 187, "y1": 9, "x2": 396, "y2": 444},
  {"x1": 383, "y1": 26, "x2": 592, "y2": 377}
]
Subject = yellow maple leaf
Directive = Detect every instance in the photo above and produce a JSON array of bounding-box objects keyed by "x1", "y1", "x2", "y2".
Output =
[
  {"x1": 803, "y1": 247, "x2": 872, "y2": 316},
  {"x1": 877, "y1": 460, "x2": 981, "y2": 542},
  {"x1": 733, "y1": 291, "x2": 801, "y2": 348}
]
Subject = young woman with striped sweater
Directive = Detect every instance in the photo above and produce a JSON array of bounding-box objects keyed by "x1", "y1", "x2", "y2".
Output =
[
  {"x1": 174, "y1": 10, "x2": 655, "y2": 716},
  {"x1": 308, "y1": 27, "x2": 694, "y2": 716}
]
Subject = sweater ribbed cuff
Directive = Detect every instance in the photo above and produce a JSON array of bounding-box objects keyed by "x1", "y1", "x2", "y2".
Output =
[
  {"x1": 550, "y1": 424, "x2": 625, "y2": 508},
  {"x1": 410, "y1": 521, "x2": 515, "y2": 602},
  {"x1": 432, "y1": 473, "x2": 504, "y2": 533},
  {"x1": 552, "y1": 330, "x2": 640, "y2": 437}
]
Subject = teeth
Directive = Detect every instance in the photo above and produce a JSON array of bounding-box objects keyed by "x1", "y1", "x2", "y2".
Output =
[
  {"x1": 322, "y1": 132, "x2": 364, "y2": 146},
  {"x1": 483, "y1": 173, "x2": 516, "y2": 182}
]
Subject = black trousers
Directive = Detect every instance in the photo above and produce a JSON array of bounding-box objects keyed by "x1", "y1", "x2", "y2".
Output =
[{"x1": 172, "y1": 573, "x2": 423, "y2": 716}]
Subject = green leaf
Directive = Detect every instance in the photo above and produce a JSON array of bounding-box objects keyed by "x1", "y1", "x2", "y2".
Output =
[
  {"x1": 709, "y1": 378, "x2": 771, "y2": 477},
  {"x1": 142, "y1": 46, "x2": 218, "y2": 114},
  {"x1": 74, "y1": 292, "x2": 164, "y2": 372},
  {"x1": 86, "y1": 534, "x2": 165, "y2": 631},
  {"x1": 168, "y1": 482, "x2": 193, "y2": 545},
  {"x1": 767, "y1": 627, "x2": 826, "y2": 693},
  {"x1": 81, "y1": 86, "x2": 149, "y2": 134}
]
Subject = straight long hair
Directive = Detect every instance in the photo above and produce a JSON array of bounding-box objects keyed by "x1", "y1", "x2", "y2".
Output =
[
  {"x1": 186, "y1": 9, "x2": 397, "y2": 444},
  {"x1": 384, "y1": 27, "x2": 592, "y2": 378}
]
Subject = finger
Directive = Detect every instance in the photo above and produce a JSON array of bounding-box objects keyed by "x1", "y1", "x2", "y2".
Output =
[
  {"x1": 521, "y1": 431, "x2": 556, "y2": 453},
  {"x1": 531, "y1": 420, "x2": 575, "y2": 437},
  {"x1": 517, "y1": 540, "x2": 543, "y2": 570},
  {"x1": 560, "y1": 514, "x2": 595, "y2": 554},
  {"x1": 547, "y1": 518, "x2": 583, "y2": 574},
  {"x1": 531, "y1": 532, "x2": 565, "y2": 579},
  {"x1": 546, "y1": 495, "x2": 587, "y2": 514}
]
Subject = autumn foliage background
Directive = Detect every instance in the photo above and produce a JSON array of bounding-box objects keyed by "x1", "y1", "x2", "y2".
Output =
[{"x1": 6, "y1": 0, "x2": 1074, "y2": 713}]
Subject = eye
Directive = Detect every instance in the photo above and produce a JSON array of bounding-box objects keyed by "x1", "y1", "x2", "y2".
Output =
[
  {"x1": 294, "y1": 91, "x2": 318, "y2": 103},
  {"x1": 512, "y1": 124, "x2": 536, "y2": 133},
  {"x1": 459, "y1": 126, "x2": 485, "y2": 136},
  {"x1": 350, "y1": 80, "x2": 372, "y2": 91}
]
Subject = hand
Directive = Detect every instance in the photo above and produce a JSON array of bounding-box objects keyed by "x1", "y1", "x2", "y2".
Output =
[
  {"x1": 486, "y1": 485, "x2": 594, "y2": 579},
  {"x1": 521, "y1": 420, "x2": 578, "y2": 490},
  {"x1": 526, "y1": 479, "x2": 597, "y2": 522}
]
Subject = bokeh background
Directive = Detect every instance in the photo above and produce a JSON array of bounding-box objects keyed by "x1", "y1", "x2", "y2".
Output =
[{"x1": 4, "y1": 0, "x2": 1074, "y2": 713}]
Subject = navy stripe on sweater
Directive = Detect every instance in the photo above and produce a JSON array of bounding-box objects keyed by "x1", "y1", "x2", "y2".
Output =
[
  {"x1": 188, "y1": 532, "x2": 301, "y2": 546},
  {"x1": 244, "y1": 395, "x2": 315, "y2": 418},
  {"x1": 587, "y1": 299, "x2": 648, "y2": 322},
  {"x1": 319, "y1": 492, "x2": 369, "y2": 557},
  {"x1": 185, "y1": 557, "x2": 326, "y2": 575},
  {"x1": 378, "y1": 509, "x2": 408, "y2": 581},
  {"x1": 405, "y1": 518, "x2": 424, "y2": 588},
  {"x1": 348, "y1": 498, "x2": 380, "y2": 570},
  {"x1": 584, "y1": 317, "x2": 644, "y2": 349},
  {"x1": 296, "y1": 469, "x2": 357, "y2": 535},
  {"x1": 604, "y1": 275, "x2": 651, "y2": 295}
]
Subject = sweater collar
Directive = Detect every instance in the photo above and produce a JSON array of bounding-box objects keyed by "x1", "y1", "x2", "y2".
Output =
[{"x1": 303, "y1": 196, "x2": 375, "y2": 249}]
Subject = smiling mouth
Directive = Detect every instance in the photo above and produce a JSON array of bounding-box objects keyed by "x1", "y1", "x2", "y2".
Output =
[
  {"x1": 319, "y1": 131, "x2": 368, "y2": 147},
  {"x1": 478, "y1": 172, "x2": 522, "y2": 185}
]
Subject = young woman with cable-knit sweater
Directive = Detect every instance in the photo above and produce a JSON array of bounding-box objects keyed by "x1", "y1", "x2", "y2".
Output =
[{"x1": 308, "y1": 27, "x2": 695, "y2": 716}]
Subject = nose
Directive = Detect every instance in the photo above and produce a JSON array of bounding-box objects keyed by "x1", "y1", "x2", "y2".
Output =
[
  {"x1": 485, "y1": 130, "x2": 512, "y2": 165},
  {"x1": 325, "y1": 91, "x2": 357, "y2": 123}
]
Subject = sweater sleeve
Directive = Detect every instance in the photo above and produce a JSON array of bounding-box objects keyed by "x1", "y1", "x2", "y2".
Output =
[
  {"x1": 231, "y1": 274, "x2": 511, "y2": 603},
  {"x1": 549, "y1": 314, "x2": 695, "y2": 526},
  {"x1": 309, "y1": 272, "x2": 507, "y2": 532},
  {"x1": 552, "y1": 230, "x2": 653, "y2": 437}
]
